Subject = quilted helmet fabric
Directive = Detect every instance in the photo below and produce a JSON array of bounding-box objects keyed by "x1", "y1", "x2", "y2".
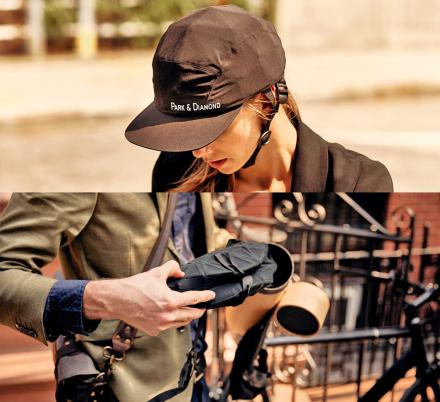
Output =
[{"x1": 168, "y1": 240, "x2": 280, "y2": 309}]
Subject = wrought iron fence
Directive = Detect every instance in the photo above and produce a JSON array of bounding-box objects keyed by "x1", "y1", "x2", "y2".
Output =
[{"x1": 210, "y1": 193, "x2": 440, "y2": 402}]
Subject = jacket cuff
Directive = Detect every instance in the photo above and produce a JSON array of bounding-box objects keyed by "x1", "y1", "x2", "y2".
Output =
[{"x1": 0, "y1": 269, "x2": 56, "y2": 345}]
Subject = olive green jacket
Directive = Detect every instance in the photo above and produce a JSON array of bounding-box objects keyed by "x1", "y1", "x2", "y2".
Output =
[{"x1": 0, "y1": 193, "x2": 230, "y2": 402}]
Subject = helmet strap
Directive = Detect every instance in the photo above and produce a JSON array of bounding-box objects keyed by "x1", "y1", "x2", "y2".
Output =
[
  {"x1": 242, "y1": 119, "x2": 273, "y2": 169},
  {"x1": 242, "y1": 79, "x2": 288, "y2": 169}
]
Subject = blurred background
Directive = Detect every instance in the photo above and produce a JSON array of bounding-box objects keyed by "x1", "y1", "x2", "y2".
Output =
[
  {"x1": 1, "y1": 192, "x2": 440, "y2": 401},
  {"x1": 0, "y1": 0, "x2": 440, "y2": 191}
]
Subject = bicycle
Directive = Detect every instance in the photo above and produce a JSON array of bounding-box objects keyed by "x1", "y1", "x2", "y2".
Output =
[{"x1": 359, "y1": 282, "x2": 440, "y2": 402}]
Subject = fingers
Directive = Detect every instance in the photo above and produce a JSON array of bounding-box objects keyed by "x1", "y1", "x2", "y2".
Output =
[
  {"x1": 173, "y1": 307, "x2": 207, "y2": 323},
  {"x1": 165, "y1": 308, "x2": 206, "y2": 330},
  {"x1": 146, "y1": 307, "x2": 206, "y2": 336},
  {"x1": 157, "y1": 260, "x2": 185, "y2": 279},
  {"x1": 174, "y1": 289, "x2": 216, "y2": 308}
]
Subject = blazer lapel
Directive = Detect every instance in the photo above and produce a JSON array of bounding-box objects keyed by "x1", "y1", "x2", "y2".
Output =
[{"x1": 292, "y1": 120, "x2": 329, "y2": 192}]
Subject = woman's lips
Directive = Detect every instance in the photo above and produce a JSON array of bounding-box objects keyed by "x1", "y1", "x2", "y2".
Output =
[{"x1": 207, "y1": 158, "x2": 227, "y2": 170}]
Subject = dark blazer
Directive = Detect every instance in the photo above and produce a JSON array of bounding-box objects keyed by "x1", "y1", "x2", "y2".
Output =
[{"x1": 152, "y1": 120, "x2": 394, "y2": 192}]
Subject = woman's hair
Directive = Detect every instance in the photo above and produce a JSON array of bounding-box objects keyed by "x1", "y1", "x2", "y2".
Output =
[{"x1": 171, "y1": 89, "x2": 301, "y2": 192}]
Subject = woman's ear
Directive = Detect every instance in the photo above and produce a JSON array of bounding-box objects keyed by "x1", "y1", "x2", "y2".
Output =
[
  {"x1": 270, "y1": 84, "x2": 277, "y2": 97},
  {"x1": 259, "y1": 89, "x2": 276, "y2": 115},
  {"x1": 248, "y1": 93, "x2": 273, "y2": 118}
]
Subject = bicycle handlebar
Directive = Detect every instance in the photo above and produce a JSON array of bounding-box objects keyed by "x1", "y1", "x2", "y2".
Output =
[{"x1": 405, "y1": 284, "x2": 440, "y2": 314}]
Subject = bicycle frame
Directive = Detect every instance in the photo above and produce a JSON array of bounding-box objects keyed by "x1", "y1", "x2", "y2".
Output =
[{"x1": 359, "y1": 286, "x2": 440, "y2": 402}]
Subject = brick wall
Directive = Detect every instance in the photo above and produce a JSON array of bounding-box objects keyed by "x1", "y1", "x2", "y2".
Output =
[
  {"x1": 387, "y1": 193, "x2": 440, "y2": 249},
  {"x1": 386, "y1": 193, "x2": 440, "y2": 281},
  {"x1": 0, "y1": 4, "x2": 26, "y2": 55},
  {"x1": 233, "y1": 193, "x2": 273, "y2": 217}
]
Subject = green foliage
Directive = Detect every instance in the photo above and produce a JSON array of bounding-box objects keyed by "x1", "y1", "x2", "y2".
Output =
[
  {"x1": 42, "y1": 0, "x2": 274, "y2": 48},
  {"x1": 96, "y1": 0, "x2": 252, "y2": 24},
  {"x1": 228, "y1": 0, "x2": 250, "y2": 11},
  {"x1": 44, "y1": 0, "x2": 76, "y2": 39},
  {"x1": 96, "y1": 0, "x2": 254, "y2": 48}
]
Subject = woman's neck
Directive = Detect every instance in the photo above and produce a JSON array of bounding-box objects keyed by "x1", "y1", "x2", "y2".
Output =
[{"x1": 235, "y1": 108, "x2": 297, "y2": 192}]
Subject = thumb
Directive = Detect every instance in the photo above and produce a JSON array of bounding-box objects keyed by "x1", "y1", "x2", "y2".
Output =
[{"x1": 160, "y1": 260, "x2": 185, "y2": 279}]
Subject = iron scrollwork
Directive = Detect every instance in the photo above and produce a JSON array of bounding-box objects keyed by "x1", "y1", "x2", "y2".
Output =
[{"x1": 274, "y1": 193, "x2": 326, "y2": 226}]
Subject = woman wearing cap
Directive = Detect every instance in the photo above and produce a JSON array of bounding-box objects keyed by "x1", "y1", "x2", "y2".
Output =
[{"x1": 125, "y1": 5, "x2": 393, "y2": 192}]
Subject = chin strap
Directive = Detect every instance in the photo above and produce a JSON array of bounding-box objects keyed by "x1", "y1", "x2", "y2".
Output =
[{"x1": 242, "y1": 78, "x2": 289, "y2": 169}]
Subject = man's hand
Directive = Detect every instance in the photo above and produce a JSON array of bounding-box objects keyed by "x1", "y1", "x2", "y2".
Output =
[{"x1": 83, "y1": 260, "x2": 215, "y2": 336}]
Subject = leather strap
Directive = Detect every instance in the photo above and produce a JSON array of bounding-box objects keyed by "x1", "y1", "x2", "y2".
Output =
[
  {"x1": 144, "y1": 193, "x2": 179, "y2": 271},
  {"x1": 111, "y1": 193, "x2": 178, "y2": 355}
]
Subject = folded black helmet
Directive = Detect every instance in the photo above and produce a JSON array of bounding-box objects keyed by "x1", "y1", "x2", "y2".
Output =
[
  {"x1": 167, "y1": 239, "x2": 292, "y2": 309},
  {"x1": 150, "y1": 240, "x2": 293, "y2": 402}
]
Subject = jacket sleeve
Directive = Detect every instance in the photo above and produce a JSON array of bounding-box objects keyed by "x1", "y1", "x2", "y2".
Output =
[
  {"x1": 354, "y1": 160, "x2": 394, "y2": 192},
  {"x1": 0, "y1": 193, "x2": 98, "y2": 345}
]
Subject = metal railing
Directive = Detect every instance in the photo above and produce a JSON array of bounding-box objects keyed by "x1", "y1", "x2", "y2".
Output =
[{"x1": 211, "y1": 193, "x2": 440, "y2": 402}]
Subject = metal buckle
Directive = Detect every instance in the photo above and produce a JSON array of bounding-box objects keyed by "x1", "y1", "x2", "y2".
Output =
[
  {"x1": 94, "y1": 372, "x2": 107, "y2": 381},
  {"x1": 242, "y1": 275, "x2": 254, "y2": 295},
  {"x1": 195, "y1": 371, "x2": 204, "y2": 383},
  {"x1": 102, "y1": 346, "x2": 125, "y2": 363},
  {"x1": 260, "y1": 130, "x2": 271, "y2": 146},
  {"x1": 88, "y1": 372, "x2": 109, "y2": 401}
]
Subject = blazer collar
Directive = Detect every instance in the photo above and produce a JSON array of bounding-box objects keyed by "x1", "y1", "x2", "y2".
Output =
[{"x1": 292, "y1": 119, "x2": 329, "y2": 192}]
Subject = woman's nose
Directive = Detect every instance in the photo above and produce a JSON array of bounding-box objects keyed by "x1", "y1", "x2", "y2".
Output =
[{"x1": 192, "y1": 146, "x2": 208, "y2": 159}]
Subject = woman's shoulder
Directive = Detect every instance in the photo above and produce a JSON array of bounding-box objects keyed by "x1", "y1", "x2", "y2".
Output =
[
  {"x1": 327, "y1": 142, "x2": 394, "y2": 192},
  {"x1": 294, "y1": 120, "x2": 393, "y2": 192}
]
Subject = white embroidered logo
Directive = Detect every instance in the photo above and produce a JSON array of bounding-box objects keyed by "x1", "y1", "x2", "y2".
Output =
[{"x1": 170, "y1": 102, "x2": 221, "y2": 112}]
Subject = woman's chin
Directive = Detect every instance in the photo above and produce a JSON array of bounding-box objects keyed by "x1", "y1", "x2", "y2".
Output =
[
  {"x1": 210, "y1": 159, "x2": 236, "y2": 175},
  {"x1": 217, "y1": 165, "x2": 236, "y2": 175},
  {"x1": 216, "y1": 166, "x2": 229, "y2": 174}
]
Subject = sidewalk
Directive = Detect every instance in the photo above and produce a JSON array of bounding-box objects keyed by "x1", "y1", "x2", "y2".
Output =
[{"x1": 1, "y1": 48, "x2": 440, "y2": 122}]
